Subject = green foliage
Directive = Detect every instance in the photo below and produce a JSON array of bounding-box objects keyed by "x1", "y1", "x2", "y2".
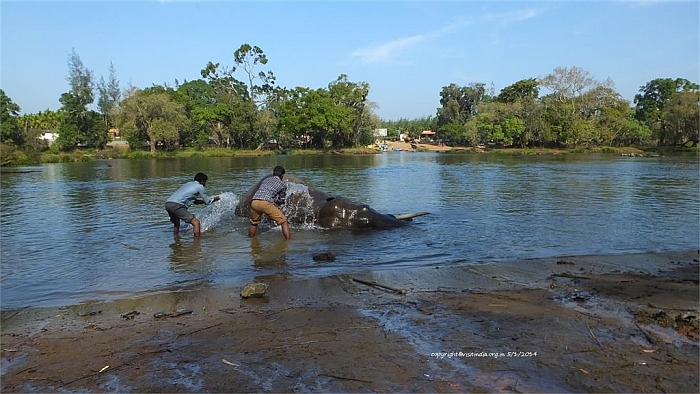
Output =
[
  {"x1": 19, "y1": 109, "x2": 65, "y2": 131},
  {"x1": 634, "y1": 78, "x2": 699, "y2": 144},
  {"x1": 40, "y1": 150, "x2": 95, "y2": 163},
  {"x1": 381, "y1": 116, "x2": 437, "y2": 139},
  {"x1": 1, "y1": 143, "x2": 42, "y2": 165},
  {"x1": 276, "y1": 77, "x2": 371, "y2": 150},
  {"x1": 437, "y1": 83, "x2": 486, "y2": 127},
  {"x1": 96, "y1": 61, "x2": 121, "y2": 126},
  {"x1": 53, "y1": 92, "x2": 108, "y2": 150},
  {"x1": 66, "y1": 48, "x2": 95, "y2": 107},
  {"x1": 233, "y1": 44, "x2": 276, "y2": 105},
  {"x1": 660, "y1": 91, "x2": 700, "y2": 146},
  {"x1": 497, "y1": 78, "x2": 539, "y2": 103},
  {"x1": 116, "y1": 90, "x2": 187, "y2": 152},
  {"x1": 0, "y1": 89, "x2": 23, "y2": 146},
  {"x1": 10, "y1": 46, "x2": 700, "y2": 158}
]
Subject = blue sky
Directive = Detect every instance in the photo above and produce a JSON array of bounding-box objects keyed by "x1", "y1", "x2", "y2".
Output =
[{"x1": 1, "y1": 1, "x2": 698, "y2": 121}]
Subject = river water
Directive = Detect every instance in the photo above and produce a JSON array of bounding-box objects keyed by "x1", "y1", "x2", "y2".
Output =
[{"x1": 1, "y1": 152, "x2": 698, "y2": 310}]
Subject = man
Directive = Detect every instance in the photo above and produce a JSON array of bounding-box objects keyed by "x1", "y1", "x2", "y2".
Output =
[
  {"x1": 166, "y1": 173, "x2": 220, "y2": 237},
  {"x1": 249, "y1": 166, "x2": 291, "y2": 240}
]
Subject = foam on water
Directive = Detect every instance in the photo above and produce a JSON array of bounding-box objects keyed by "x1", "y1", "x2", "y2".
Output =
[
  {"x1": 199, "y1": 191, "x2": 240, "y2": 232},
  {"x1": 283, "y1": 181, "x2": 320, "y2": 230},
  {"x1": 197, "y1": 183, "x2": 319, "y2": 234}
]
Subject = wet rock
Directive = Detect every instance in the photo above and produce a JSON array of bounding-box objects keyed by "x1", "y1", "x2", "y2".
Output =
[
  {"x1": 79, "y1": 310, "x2": 102, "y2": 317},
  {"x1": 240, "y1": 282, "x2": 269, "y2": 298},
  {"x1": 170, "y1": 309, "x2": 193, "y2": 317},
  {"x1": 153, "y1": 309, "x2": 194, "y2": 319},
  {"x1": 120, "y1": 310, "x2": 140, "y2": 320},
  {"x1": 313, "y1": 252, "x2": 336, "y2": 262}
]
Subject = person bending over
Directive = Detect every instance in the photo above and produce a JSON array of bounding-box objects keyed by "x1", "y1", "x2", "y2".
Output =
[
  {"x1": 248, "y1": 166, "x2": 291, "y2": 240},
  {"x1": 165, "y1": 172, "x2": 220, "y2": 237}
]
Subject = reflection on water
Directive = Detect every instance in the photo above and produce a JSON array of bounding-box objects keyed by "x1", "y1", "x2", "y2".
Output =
[
  {"x1": 1, "y1": 153, "x2": 698, "y2": 309},
  {"x1": 250, "y1": 237, "x2": 289, "y2": 269},
  {"x1": 168, "y1": 236, "x2": 203, "y2": 269}
]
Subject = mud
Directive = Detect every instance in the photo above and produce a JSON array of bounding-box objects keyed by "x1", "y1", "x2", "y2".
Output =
[{"x1": 1, "y1": 250, "x2": 698, "y2": 393}]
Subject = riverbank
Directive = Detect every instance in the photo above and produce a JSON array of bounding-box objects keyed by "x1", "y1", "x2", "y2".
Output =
[
  {"x1": 2, "y1": 142, "x2": 694, "y2": 167},
  {"x1": 2, "y1": 250, "x2": 697, "y2": 392}
]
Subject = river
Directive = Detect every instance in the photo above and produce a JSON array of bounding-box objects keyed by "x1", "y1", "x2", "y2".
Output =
[{"x1": 1, "y1": 152, "x2": 697, "y2": 310}]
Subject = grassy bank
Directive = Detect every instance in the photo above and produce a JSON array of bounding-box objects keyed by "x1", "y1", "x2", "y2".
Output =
[{"x1": 0, "y1": 144, "x2": 695, "y2": 166}]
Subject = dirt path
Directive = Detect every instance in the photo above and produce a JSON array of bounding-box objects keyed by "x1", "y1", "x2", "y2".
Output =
[
  {"x1": 2, "y1": 251, "x2": 698, "y2": 392},
  {"x1": 382, "y1": 141, "x2": 452, "y2": 152}
]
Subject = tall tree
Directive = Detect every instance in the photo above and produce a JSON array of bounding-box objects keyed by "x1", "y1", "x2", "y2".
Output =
[
  {"x1": 0, "y1": 89, "x2": 23, "y2": 146},
  {"x1": 96, "y1": 61, "x2": 121, "y2": 126},
  {"x1": 233, "y1": 44, "x2": 276, "y2": 107},
  {"x1": 328, "y1": 74, "x2": 373, "y2": 146},
  {"x1": 66, "y1": 48, "x2": 95, "y2": 107}
]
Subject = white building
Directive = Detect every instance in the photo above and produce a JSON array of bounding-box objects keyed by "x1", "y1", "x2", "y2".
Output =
[
  {"x1": 38, "y1": 131, "x2": 59, "y2": 146},
  {"x1": 373, "y1": 128, "x2": 388, "y2": 138}
]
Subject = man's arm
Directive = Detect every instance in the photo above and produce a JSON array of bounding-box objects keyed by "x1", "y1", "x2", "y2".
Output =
[
  {"x1": 273, "y1": 183, "x2": 287, "y2": 206},
  {"x1": 196, "y1": 185, "x2": 220, "y2": 205}
]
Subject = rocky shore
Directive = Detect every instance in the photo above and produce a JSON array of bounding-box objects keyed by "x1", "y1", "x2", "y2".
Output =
[{"x1": 1, "y1": 250, "x2": 698, "y2": 392}]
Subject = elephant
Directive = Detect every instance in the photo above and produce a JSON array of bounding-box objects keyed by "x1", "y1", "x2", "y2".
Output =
[{"x1": 234, "y1": 174, "x2": 428, "y2": 230}]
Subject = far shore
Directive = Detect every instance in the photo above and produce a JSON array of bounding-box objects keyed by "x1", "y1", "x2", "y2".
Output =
[
  {"x1": 2, "y1": 142, "x2": 693, "y2": 167},
  {"x1": 2, "y1": 250, "x2": 697, "y2": 392}
]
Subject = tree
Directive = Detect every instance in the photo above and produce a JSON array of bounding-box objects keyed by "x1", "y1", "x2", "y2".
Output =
[
  {"x1": 437, "y1": 83, "x2": 486, "y2": 127},
  {"x1": 19, "y1": 110, "x2": 65, "y2": 131},
  {"x1": 66, "y1": 48, "x2": 95, "y2": 108},
  {"x1": 496, "y1": 78, "x2": 539, "y2": 103},
  {"x1": 233, "y1": 44, "x2": 276, "y2": 107},
  {"x1": 634, "y1": 78, "x2": 699, "y2": 145},
  {"x1": 538, "y1": 67, "x2": 615, "y2": 147},
  {"x1": 200, "y1": 58, "x2": 260, "y2": 149},
  {"x1": 96, "y1": 61, "x2": 121, "y2": 126},
  {"x1": 175, "y1": 79, "x2": 222, "y2": 147},
  {"x1": 0, "y1": 89, "x2": 23, "y2": 146},
  {"x1": 116, "y1": 90, "x2": 187, "y2": 152},
  {"x1": 661, "y1": 91, "x2": 700, "y2": 146},
  {"x1": 55, "y1": 92, "x2": 108, "y2": 150},
  {"x1": 328, "y1": 74, "x2": 373, "y2": 147}
]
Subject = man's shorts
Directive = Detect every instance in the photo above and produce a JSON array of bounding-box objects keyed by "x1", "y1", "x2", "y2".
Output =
[
  {"x1": 250, "y1": 199, "x2": 287, "y2": 226},
  {"x1": 165, "y1": 202, "x2": 194, "y2": 224}
]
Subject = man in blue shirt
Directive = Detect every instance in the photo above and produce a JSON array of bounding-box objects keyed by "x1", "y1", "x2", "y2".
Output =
[
  {"x1": 249, "y1": 166, "x2": 291, "y2": 240},
  {"x1": 166, "y1": 173, "x2": 220, "y2": 237}
]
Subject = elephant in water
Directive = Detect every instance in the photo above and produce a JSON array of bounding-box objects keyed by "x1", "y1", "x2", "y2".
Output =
[{"x1": 234, "y1": 174, "x2": 428, "y2": 230}]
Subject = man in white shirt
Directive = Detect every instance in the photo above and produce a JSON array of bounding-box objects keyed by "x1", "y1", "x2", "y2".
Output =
[{"x1": 166, "y1": 173, "x2": 220, "y2": 237}]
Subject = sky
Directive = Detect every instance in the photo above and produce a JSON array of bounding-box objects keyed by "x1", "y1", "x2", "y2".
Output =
[{"x1": 1, "y1": 1, "x2": 698, "y2": 121}]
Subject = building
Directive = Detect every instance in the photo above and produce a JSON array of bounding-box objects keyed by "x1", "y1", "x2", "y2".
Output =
[
  {"x1": 37, "y1": 131, "x2": 59, "y2": 146},
  {"x1": 420, "y1": 130, "x2": 436, "y2": 142},
  {"x1": 373, "y1": 128, "x2": 388, "y2": 138}
]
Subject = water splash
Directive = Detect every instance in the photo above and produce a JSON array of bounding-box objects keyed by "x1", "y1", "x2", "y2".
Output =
[
  {"x1": 199, "y1": 191, "x2": 239, "y2": 232},
  {"x1": 282, "y1": 181, "x2": 319, "y2": 230}
]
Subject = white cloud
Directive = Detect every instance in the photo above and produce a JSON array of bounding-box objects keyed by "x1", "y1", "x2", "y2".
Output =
[
  {"x1": 350, "y1": 8, "x2": 541, "y2": 65},
  {"x1": 350, "y1": 34, "x2": 431, "y2": 65}
]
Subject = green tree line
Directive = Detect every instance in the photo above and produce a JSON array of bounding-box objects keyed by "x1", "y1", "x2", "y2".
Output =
[
  {"x1": 2, "y1": 46, "x2": 698, "y2": 162},
  {"x1": 384, "y1": 69, "x2": 698, "y2": 148}
]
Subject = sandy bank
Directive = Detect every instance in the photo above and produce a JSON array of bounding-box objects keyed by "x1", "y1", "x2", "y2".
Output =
[{"x1": 1, "y1": 250, "x2": 698, "y2": 392}]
